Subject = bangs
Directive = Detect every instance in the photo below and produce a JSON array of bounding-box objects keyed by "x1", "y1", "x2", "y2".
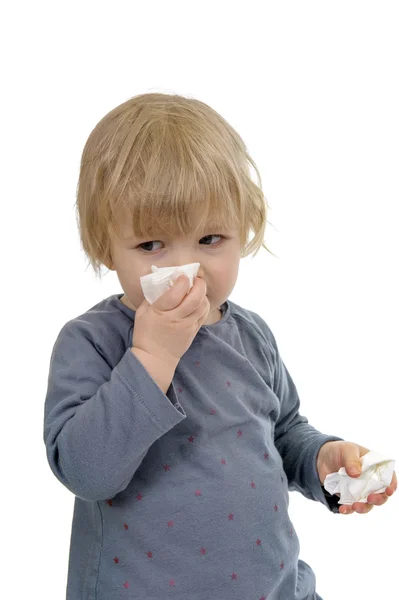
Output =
[{"x1": 111, "y1": 172, "x2": 242, "y2": 242}]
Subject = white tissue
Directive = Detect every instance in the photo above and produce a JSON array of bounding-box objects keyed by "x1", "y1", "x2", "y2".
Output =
[
  {"x1": 323, "y1": 450, "x2": 395, "y2": 505},
  {"x1": 140, "y1": 262, "x2": 200, "y2": 305}
]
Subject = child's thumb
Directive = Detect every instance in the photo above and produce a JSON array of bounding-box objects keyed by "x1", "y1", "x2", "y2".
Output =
[{"x1": 154, "y1": 274, "x2": 190, "y2": 310}]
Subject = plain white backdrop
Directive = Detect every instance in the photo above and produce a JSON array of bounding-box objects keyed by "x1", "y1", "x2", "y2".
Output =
[{"x1": 2, "y1": 1, "x2": 398, "y2": 598}]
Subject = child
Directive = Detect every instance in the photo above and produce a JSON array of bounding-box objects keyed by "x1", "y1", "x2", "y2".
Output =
[{"x1": 43, "y1": 92, "x2": 395, "y2": 600}]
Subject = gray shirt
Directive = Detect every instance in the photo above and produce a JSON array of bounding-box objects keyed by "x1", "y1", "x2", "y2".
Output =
[{"x1": 43, "y1": 293, "x2": 342, "y2": 599}]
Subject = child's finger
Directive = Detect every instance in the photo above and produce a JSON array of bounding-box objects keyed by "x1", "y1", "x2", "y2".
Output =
[
  {"x1": 367, "y1": 492, "x2": 388, "y2": 505},
  {"x1": 389, "y1": 472, "x2": 398, "y2": 493},
  {"x1": 352, "y1": 502, "x2": 374, "y2": 513},
  {"x1": 340, "y1": 506, "x2": 355, "y2": 514}
]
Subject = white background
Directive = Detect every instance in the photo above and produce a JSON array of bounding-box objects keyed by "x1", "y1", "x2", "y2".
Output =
[{"x1": 2, "y1": 1, "x2": 398, "y2": 598}]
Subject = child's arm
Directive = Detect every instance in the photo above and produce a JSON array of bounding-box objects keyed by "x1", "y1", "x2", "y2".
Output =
[
  {"x1": 271, "y1": 350, "x2": 343, "y2": 510},
  {"x1": 250, "y1": 312, "x2": 344, "y2": 512},
  {"x1": 43, "y1": 320, "x2": 185, "y2": 502}
]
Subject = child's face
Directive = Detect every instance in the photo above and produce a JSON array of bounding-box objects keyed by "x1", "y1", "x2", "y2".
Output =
[{"x1": 105, "y1": 218, "x2": 242, "y2": 326}]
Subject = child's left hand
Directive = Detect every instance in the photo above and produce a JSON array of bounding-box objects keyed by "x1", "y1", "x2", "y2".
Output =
[{"x1": 316, "y1": 440, "x2": 397, "y2": 514}]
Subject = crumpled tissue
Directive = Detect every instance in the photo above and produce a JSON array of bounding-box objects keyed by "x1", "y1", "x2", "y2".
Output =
[
  {"x1": 323, "y1": 450, "x2": 395, "y2": 504},
  {"x1": 140, "y1": 262, "x2": 200, "y2": 305}
]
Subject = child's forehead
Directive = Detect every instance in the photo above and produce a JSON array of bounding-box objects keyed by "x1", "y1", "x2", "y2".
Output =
[
  {"x1": 113, "y1": 194, "x2": 239, "y2": 242},
  {"x1": 119, "y1": 222, "x2": 234, "y2": 241},
  {"x1": 113, "y1": 202, "x2": 239, "y2": 242}
]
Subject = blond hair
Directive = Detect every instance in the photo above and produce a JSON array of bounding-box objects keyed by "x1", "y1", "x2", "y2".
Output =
[{"x1": 75, "y1": 92, "x2": 274, "y2": 278}]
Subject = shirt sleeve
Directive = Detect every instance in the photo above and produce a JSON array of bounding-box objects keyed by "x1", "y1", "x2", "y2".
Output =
[
  {"x1": 271, "y1": 335, "x2": 344, "y2": 514},
  {"x1": 43, "y1": 321, "x2": 186, "y2": 502}
]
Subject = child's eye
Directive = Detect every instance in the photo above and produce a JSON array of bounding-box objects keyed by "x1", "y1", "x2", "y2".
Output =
[
  {"x1": 138, "y1": 240, "x2": 163, "y2": 252},
  {"x1": 200, "y1": 234, "x2": 224, "y2": 246},
  {"x1": 137, "y1": 235, "x2": 224, "y2": 253}
]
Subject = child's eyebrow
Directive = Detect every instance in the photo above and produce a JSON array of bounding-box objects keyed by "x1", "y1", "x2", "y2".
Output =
[{"x1": 122, "y1": 226, "x2": 231, "y2": 241}]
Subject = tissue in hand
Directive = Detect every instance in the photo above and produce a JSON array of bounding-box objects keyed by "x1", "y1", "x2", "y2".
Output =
[
  {"x1": 323, "y1": 450, "x2": 395, "y2": 505},
  {"x1": 140, "y1": 262, "x2": 200, "y2": 305}
]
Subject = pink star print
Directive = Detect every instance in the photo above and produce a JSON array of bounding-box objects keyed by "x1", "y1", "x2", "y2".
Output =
[
  {"x1": 200, "y1": 547, "x2": 206, "y2": 555},
  {"x1": 280, "y1": 562, "x2": 285, "y2": 569},
  {"x1": 113, "y1": 556, "x2": 119, "y2": 563},
  {"x1": 260, "y1": 596, "x2": 266, "y2": 600},
  {"x1": 177, "y1": 387, "x2": 183, "y2": 393},
  {"x1": 163, "y1": 463, "x2": 171, "y2": 472},
  {"x1": 169, "y1": 579, "x2": 176, "y2": 586},
  {"x1": 250, "y1": 481, "x2": 256, "y2": 488},
  {"x1": 106, "y1": 499, "x2": 113, "y2": 506},
  {"x1": 256, "y1": 539, "x2": 262, "y2": 546},
  {"x1": 147, "y1": 551, "x2": 153, "y2": 558},
  {"x1": 274, "y1": 504, "x2": 279, "y2": 512},
  {"x1": 221, "y1": 458, "x2": 226, "y2": 465},
  {"x1": 123, "y1": 581, "x2": 129, "y2": 589},
  {"x1": 228, "y1": 513, "x2": 234, "y2": 520},
  {"x1": 264, "y1": 452, "x2": 269, "y2": 460},
  {"x1": 210, "y1": 408, "x2": 217, "y2": 415},
  {"x1": 136, "y1": 493, "x2": 143, "y2": 501},
  {"x1": 226, "y1": 380, "x2": 231, "y2": 386},
  {"x1": 231, "y1": 572, "x2": 238, "y2": 580},
  {"x1": 123, "y1": 523, "x2": 128, "y2": 530},
  {"x1": 167, "y1": 520, "x2": 174, "y2": 527},
  {"x1": 194, "y1": 360, "x2": 200, "y2": 367},
  {"x1": 195, "y1": 489, "x2": 202, "y2": 496},
  {"x1": 188, "y1": 435, "x2": 195, "y2": 443},
  {"x1": 237, "y1": 429, "x2": 243, "y2": 437}
]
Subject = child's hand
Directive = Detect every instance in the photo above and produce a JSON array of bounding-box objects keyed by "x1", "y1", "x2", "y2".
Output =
[
  {"x1": 316, "y1": 440, "x2": 397, "y2": 515},
  {"x1": 133, "y1": 275, "x2": 210, "y2": 365}
]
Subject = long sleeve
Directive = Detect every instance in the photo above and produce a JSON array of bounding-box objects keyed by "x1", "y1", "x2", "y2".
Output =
[
  {"x1": 43, "y1": 320, "x2": 186, "y2": 502},
  {"x1": 271, "y1": 335, "x2": 344, "y2": 512}
]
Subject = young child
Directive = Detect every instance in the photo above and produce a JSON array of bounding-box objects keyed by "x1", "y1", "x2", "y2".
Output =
[{"x1": 43, "y1": 92, "x2": 396, "y2": 600}]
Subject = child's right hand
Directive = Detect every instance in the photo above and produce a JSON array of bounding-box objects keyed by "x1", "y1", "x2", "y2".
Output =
[{"x1": 132, "y1": 274, "x2": 210, "y2": 365}]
